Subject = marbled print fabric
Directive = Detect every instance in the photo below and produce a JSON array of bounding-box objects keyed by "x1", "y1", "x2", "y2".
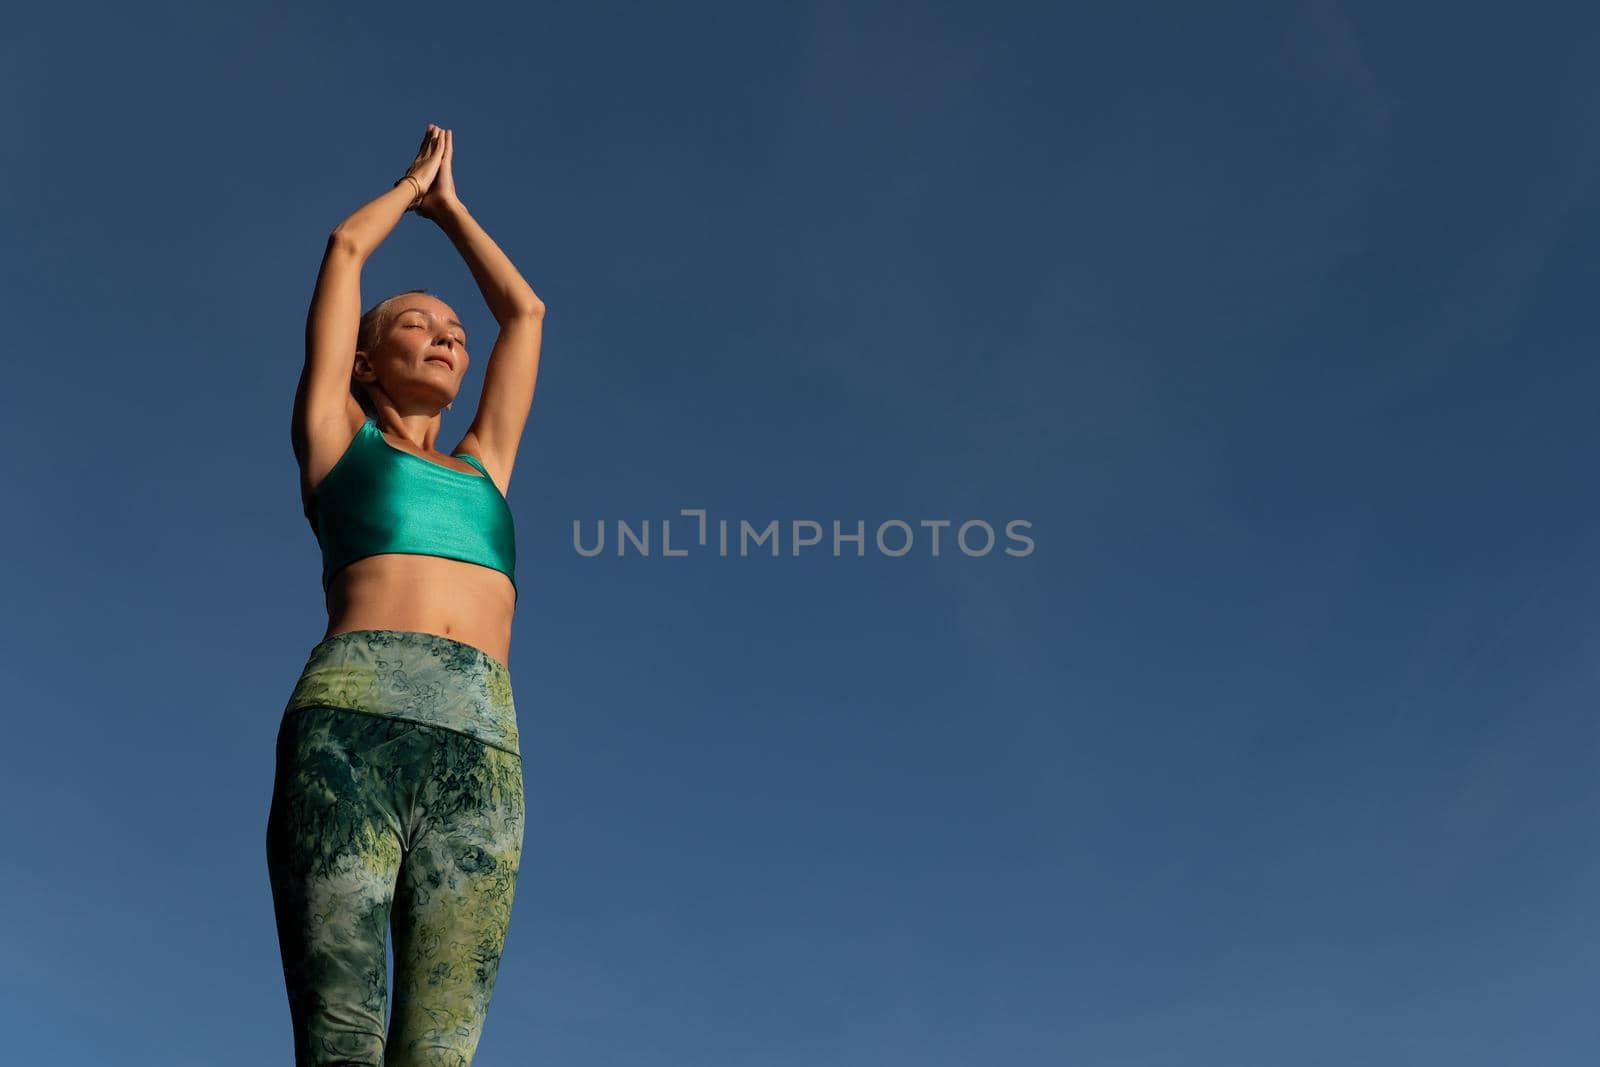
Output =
[
  {"x1": 282, "y1": 628, "x2": 520, "y2": 757},
  {"x1": 265, "y1": 629, "x2": 526, "y2": 1066}
]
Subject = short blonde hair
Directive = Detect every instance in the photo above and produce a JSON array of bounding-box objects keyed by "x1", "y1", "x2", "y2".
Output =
[{"x1": 351, "y1": 288, "x2": 432, "y2": 416}]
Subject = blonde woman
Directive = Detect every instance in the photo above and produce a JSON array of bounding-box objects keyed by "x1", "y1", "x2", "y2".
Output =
[{"x1": 265, "y1": 123, "x2": 545, "y2": 1066}]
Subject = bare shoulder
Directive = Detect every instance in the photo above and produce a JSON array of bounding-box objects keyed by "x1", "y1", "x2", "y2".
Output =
[
  {"x1": 450, "y1": 427, "x2": 513, "y2": 495},
  {"x1": 298, "y1": 395, "x2": 368, "y2": 515}
]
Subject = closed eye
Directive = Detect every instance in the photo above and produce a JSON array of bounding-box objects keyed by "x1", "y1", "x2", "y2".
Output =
[{"x1": 405, "y1": 324, "x2": 466, "y2": 344}]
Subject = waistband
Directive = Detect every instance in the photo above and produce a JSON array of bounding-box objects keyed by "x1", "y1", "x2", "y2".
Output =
[{"x1": 283, "y1": 629, "x2": 520, "y2": 757}]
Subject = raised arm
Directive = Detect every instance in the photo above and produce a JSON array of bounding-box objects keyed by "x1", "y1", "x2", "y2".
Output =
[
  {"x1": 416, "y1": 129, "x2": 546, "y2": 493},
  {"x1": 291, "y1": 126, "x2": 449, "y2": 469}
]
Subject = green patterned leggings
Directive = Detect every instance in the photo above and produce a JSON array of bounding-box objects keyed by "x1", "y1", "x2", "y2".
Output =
[{"x1": 265, "y1": 630, "x2": 526, "y2": 1066}]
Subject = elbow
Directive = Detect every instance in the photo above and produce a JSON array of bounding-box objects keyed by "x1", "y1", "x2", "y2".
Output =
[
  {"x1": 327, "y1": 229, "x2": 363, "y2": 258},
  {"x1": 515, "y1": 299, "x2": 547, "y2": 320}
]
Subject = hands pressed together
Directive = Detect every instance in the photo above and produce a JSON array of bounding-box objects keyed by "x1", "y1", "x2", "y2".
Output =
[
  {"x1": 401, "y1": 123, "x2": 460, "y2": 223},
  {"x1": 338, "y1": 122, "x2": 540, "y2": 322}
]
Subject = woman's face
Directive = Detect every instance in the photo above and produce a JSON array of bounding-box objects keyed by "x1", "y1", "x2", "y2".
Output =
[{"x1": 362, "y1": 296, "x2": 471, "y2": 409}]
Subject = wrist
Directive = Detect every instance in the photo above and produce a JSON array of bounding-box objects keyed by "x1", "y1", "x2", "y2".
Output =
[
  {"x1": 433, "y1": 197, "x2": 469, "y2": 229},
  {"x1": 393, "y1": 176, "x2": 423, "y2": 210}
]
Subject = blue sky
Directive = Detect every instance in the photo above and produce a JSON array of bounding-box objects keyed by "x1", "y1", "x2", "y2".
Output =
[{"x1": 3, "y1": 1, "x2": 1598, "y2": 1064}]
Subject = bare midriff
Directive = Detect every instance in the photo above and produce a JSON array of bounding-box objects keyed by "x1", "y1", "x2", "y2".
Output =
[{"x1": 323, "y1": 553, "x2": 515, "y2": 666}]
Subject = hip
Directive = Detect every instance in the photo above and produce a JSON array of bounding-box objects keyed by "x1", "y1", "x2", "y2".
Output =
[{"x1": 281, "y1": 628, "x2": 520, "y2": 757}]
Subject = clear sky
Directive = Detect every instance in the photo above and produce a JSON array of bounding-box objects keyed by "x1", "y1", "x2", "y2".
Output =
[{"x1": 4, "y1": 2, "x2": 1597, "y2": 1064}]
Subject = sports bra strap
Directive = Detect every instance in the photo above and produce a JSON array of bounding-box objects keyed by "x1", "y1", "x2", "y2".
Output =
[{"x1": 454, "y1": 453, "x2": 489, "y2": 477}]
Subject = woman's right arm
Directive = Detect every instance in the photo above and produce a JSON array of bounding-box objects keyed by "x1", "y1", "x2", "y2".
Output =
[
  {"x1": 333, "y1": 125, "x2": 448, "y2": 256},
  {"x1": 330, "y1": 180, "x2": 417, "y2": 259},
  {"x1": 292, "y1": 126, "x2": 449, "y2": 459},
  {"x1": 291, "y1": 231, "x2": 367, "y2": 457},
  {"x1": 296, "y1": 182, "x2": 412, "y2": 434}
]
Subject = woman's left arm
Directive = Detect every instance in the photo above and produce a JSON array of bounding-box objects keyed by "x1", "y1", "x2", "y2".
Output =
[
  {"x1": 413, "y1": 130, "x2": 544, "y2": 488},
  {"x1": 434, "y1": 197, "x2": 545, "y2": 487}
]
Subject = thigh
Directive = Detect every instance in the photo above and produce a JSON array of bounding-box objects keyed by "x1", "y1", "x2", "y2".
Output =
[
  {"x1": 265, "y1": 707, "x2": 412, "y2": 1066},
  {"x1": 385, "y1": 729, "x2": 526, "y2": 1067}
]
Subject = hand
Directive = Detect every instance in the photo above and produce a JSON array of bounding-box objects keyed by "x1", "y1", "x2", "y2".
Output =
[
  {"x1": 415, "y1": 128, "x2": 460, "y2": 223},
  {"x1": 400, "y1": 124, "x2": 447, "y2": 208}
]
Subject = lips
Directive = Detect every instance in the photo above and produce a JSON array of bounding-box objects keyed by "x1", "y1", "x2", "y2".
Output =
[{"x1": 424, "y1": 356, "x2": 453, "y2": 370}]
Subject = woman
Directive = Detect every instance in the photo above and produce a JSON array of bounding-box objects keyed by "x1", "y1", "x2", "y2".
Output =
[{"x1": 265, "y1": 123, "x2": 546, "y2": 1066}]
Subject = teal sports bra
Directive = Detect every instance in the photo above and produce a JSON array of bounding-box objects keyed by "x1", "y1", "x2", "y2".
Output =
[{"x1": 305, "y1": 418, "x2": 517, "y2": 599}]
